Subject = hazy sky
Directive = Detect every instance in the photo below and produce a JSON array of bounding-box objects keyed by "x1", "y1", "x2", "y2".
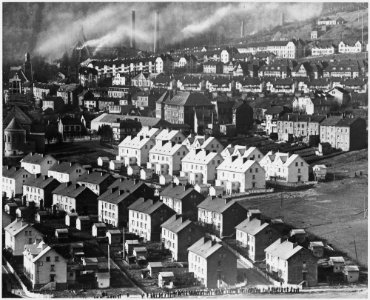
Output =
[{"x1": 3, "y1": 2, "x2": 328, "y2": 61}]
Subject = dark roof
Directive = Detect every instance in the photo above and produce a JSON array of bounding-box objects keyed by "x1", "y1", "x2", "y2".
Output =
[
  {"x1": 21, "y1": 153, "x2": 54, "y2": 164},
  {"x1": 5, "y1": 117, "x2": 24, "y2": 130},
  {"x1": 3, "y1": 166, "x2": 30, "y2": 178},
  {"x1": 279, "y1": 113, "x2": 326, "y2": 123},
  {"x1": 160, "y1": 185, "x2": 196, "y2": 200},
  {"x1": 161, "y1": 215, "x2": 193, "y2": 234},
  {"x1": 4, "y1": 106, "x2": 33, "y2": 127},
  {"x1": 320, "y1": 116, "x2": 342, "y2": 126},
  {"x1": 60, "y1": 117, "x2": 82, "y2": 126},
  {"x1": 237, "y1": 77, "x2": 261, "y2": 85},
  {"x1": 97, "y1": 188, "x2": 133, "y2": 204},
  {"x1": 79, "y1": 66, "x2": 98, "y2": 75},
  {"x1": 77, "y1": 171, "x2": 113, "y2": 185},
  {"x1": 336, "y1": 117, "x2": 364, "y2": 127},
  {"x1": 265, "y1": 106, "x2": 285, "y2": 115},
  {"x1": 49, "y1": 162, "x2": 83, "y2": 173},
  {"x1": 24, "y1": 175, "x2": 59, "y2": 189},
  {"x1": 165, "y1": 91, "x2": 213, "y2": 107},
  {"x1": 197, "y1": 196, "x2": 246, "y2": 214},
  {"x1": 52, "y1": 183, "x2": 94, "y2": 199},
  {"x1": 128, "y1": 198, "x2": 174, "y2": 215}
]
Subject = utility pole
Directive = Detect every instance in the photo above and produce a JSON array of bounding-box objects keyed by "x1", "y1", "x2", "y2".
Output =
[
  {"x1": 122, "y1": 226, "x2": 126, "y2": 260},
  {"x1": 108, "y1": 243, "x2": 111, "y2": 271},
  {"x1": 353, "y1": 239, "x2": 358, "y2": 262},
  {"x1": 280, "y1": 193, "x2": 283, "y2": 209}
]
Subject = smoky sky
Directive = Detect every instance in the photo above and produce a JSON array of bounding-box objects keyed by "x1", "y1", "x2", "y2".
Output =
[{"x1": 3, "y1": 2, "x2": 326, "y2": 62}]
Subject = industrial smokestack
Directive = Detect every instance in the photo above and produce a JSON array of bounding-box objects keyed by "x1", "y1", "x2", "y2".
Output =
[
  {"x1": 131, "y1": 10, "x2": 136, "y2": 49},
  {"x1": 281, "y1": 12, "x2": 285, "y2": 26},
  {"x1": 240, "y1": 21, "x2": 244, "y2": 38},
  {"x1": 154, "y1": 10, "x2": 159, "y2": 53}
]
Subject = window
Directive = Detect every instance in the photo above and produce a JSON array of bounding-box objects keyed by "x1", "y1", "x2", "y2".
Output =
[
  {"x1": 55, "y1": 256, "x2": 59, "y2": 262},
  {"x1": 46, "y1": 256, "x2": 50, "y2": 262},
  {"x1": 51, "y1": 265, "x2": 55, "y2": 272}
]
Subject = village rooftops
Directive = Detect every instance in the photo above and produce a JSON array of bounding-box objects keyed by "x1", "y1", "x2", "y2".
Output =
[
  {"x1": 77, "y1": 171, "x2": 113, "y2": 184},
  {"x1": 197, "y1": 196, "x2": 241, "y2": 214},
  {"x1": 49, "y1": 161, "x2": 83, "y2": 173},
  {"x1": 161, "y1": 215, "x2": 193, "y2": 234},
  {"x1": 235, "y1": 218, "x2": 269, "y2": 236},
  {"x1": 107, "y1": 177, "x2": 147, "y2": 192},
  {"x1": 5, "y1": 219, "x2": 36, "y2": 236},
  {"x1": 128, "y1": 198, "x2": 171, "y2": 215},
  {"x1": 52, "y1": 183, "x2": 91, "y2": 198},
  {"x1": 21, "y1": 153, "x2": 55, "y2": 165},
  {"x1": 336, "y1": 117, "x2": 364, "y2": 127},
  {"x1": 319, "y1": 116, "x2": 343, "y2": 126},
  {"x1": 279, "y1": 113, "x2": 326, "y2": 123},
  {"x1": 24, "y1": 175, "x2": 59, "y2": 189},
  {"x1": 3, "y1": 166, "x2": 28, "y2": 178},
  {"x1": 264, "y1": 238, "x2": 303, "y2": 260},
  {"x1": 160, "y1": 184, "x2": 194, "y2": 199},
  {"x1": 150, "y1": 141, "x2": 186, "y2": 156},
  {"x1": 97, "y1": 188, "x2": 132, "y2": 205},
  {"x1": 182, "y1": 149, "x2": 220, "y2": 165},
  {"x1": 187, "y1": 237, "x2": 225, "y2": 259},
  {"x1": 164, "y1": 91, "x2": 213, "y2": 107}
]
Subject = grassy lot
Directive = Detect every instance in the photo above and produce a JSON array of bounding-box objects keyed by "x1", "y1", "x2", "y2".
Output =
[{"x1": 239, "y1": 149, "x2": 368, "y2": 267}]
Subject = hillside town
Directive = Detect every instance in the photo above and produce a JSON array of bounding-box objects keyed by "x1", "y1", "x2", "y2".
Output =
[{"x1": 2, "y1": 2, "x2": 368, "y2": 299}]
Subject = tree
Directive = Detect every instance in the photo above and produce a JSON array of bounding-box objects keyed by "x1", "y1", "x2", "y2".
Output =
[
  {"x1": 98, "y1": 125, "x2": 113, "y2": 142},
  {"x1": 45, "y1": 124, "x2": 60, "y2": 144}
]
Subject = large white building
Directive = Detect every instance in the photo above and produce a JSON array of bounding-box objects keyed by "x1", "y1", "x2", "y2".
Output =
[
  {"x1": 259, "y1": 152, "x2": 309, "y2": 183},
  {"x1": 216, "y1": 157, "x2": 266, "y2": 194},
  {"x1": 2, "y1": 166, "x2": 31, "y2": 198},
  {"x1": 20, "y1": 153, "x2": 57, "y2": 176},
  {"x1": 23, "y1": 241, "x2": 68, "y2": 289},
  {"x1": 5, "y1": 219, "x2": 43, "y2": 256},
  {"x1": 148, "y1": 142, "x2": 189, "y2": 176},
  {"x1": 182, "y1": 135, "x2": 224, "y2": 152},
  {"x1": 338, "y1": 41, "x2": 362, "y2": 53},
  {"x1": 47, "y1": 162, "x2": 86, "y2": 183},
  {"x1": 117, "y1": 135, "x2": 156, "y2": 167},
  {"x1": 181, "y1": 149, "x2": 224, "y2": 185}
]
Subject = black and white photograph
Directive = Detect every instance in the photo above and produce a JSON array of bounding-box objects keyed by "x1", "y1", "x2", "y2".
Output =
[{"x1": 1, "y1": 1, "x2": 368, "y2": 298}]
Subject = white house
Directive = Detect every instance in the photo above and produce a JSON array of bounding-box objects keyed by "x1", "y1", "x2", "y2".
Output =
[
  {"x1": 148, "y1": 142, "x2": 189, "y2": 176},
  {"x1": 338, "y1": 41, "x2": 362, "y2": 54},
  {"x1": 182, "y1": 135, "x2": 224, "y2": 152},
  {"x1": 47, "y1": 162, "x2": 86, "y2": 183},
  {"x1": 154, "y1": 129, "x2": 186, "y2": 145},
  {"x1": 223, "y1": 145, "x2": 263, "y2": 162},
  {"x1": 292, "y1": 95, "x2": 315, "y2": 115},
  {"x1": 216, "y1": 157, "x2": 266, "y2": 194},
  {"x1": 181, "y1": 149, "x2": 224, "y2": 185},
  {"x1": 23, "y1": 241, "x2": 68, "y2": 289},
  {"x1": 259, "y1": 152, "x2": 309, "y2": 183},
  {"x1": 112, "y1": 73, "x2": 126, "y2": 86},
  {"x1": 117, "y1": 135, "x2": 156, "y2": 167},
  {"x1": 5, "y1": 219, "x2": 43, "y2": 256},
  {"x1": 20, "y1": 153, "x2": 57, "y2": 176},
  {"x1": 2, "y1": 166, "x2": 31, "y2": 198}
]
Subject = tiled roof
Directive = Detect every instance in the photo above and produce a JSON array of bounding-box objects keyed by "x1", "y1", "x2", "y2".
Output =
[
  {"x1": 21, "y1": 153, "x2": 54, "y2": 165},
  {"x1": 188, "y1": 237, "x2": 224, "y2": 259},
  {"x1": 77, "y1": 171, "x2": 113, "y2": 185},
  {"x1": 4, "y1": 106, "x2": 33, "y2": 127},
  {"x1": 49, "y1": 162, "x2": 83, "y2": 174},
  {"x1": 161, "y1": 215, "x2": 193, "y2": 234},
  {"x1": 128, "y1": 198, "x2": 174, "y2": 215},
  {"x1": 3, "y1": 166, "x2": 30, "y2": 179},
  {"x1": 165, "y1": 91, "x2": 212, "y2": 107},
  {"x1": 5, "y1": 219, "x2": 35, "y2": 236},
  {"x1": 52, "y1": 183, "x2": 92, "y2": 198},
  {"x1": 97, "y1": 188, "x2": 133, "y2": 205},
  {"x1": 24, "y1": 175, "x2": 59, "y2": 189},
  {"x1": 336, "y1": 117, "x2": 364, "y2": 127},
  {"x1": 160, "y1": 185, "x2": 195, "y2": 200},
  {"x1": 235, "y1": 218, "x2": 269, "y2": 236},
  {"x1": 320, "y1": 116, "x2": 342, "y2": 126},
  {"x1": 5, "y1": 118, "x2": 24, "y2": 130},
  {"x1": 197, "y1": 196, "x2": 244, "y2": 214},
  {"x1": 265, "y1": 239, "x2": 303, "y2": 260}
]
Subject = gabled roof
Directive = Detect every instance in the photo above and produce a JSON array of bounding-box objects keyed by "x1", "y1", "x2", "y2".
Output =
[
  {"x1": 182, "y1": 149, "x2": 221, "y2": 165},
  {"x1": 128, "y1": 198, "x2": 174, "y2": 215},
  {"x1": 3, "y1": 166, "x2": 30, "y2": 179},
  {"x1": 97, "y1": 187, "x2": 132, "y2": 204},
  {"x1": 77, "y1": 171, "x2": 113, "y2": 185},
  {"x1": 164, "y1": 91, "x2": 212, "y2": 107},
  {"x1": 235, "y1": 218, "x2": 269, "y2": 236},
  {"x1": 49, "y1": 161, "x2": 83, "y2": 174},
  {"x1": 150, "y1": 141, "x2": 187, "y2": 156},
  {"x1": 52, "y1": 183, "x2": 93, "y2": 199},
  {"x1": 217, "y1": 156, "x2": 259, "y2": 173},
  {"x1": 197, "y1": 196, "x2": 245, "y2": 214},
  {"x1": 24, "y1": 175, "x2": 59, "y2": 189},
  {"x1": 5, "y1": 118, "x2": 24, "y2": 131},
  {"x1": 265, "y1": 238, "x2": 303, "y2": 260},
  {"x1": 320, "y1": 116, "x2": 342, "y2": 126},
  {"x1": 21, "y1": 153, "x2": 55, "y2": 165},
  {"x1": 5, "y1": 219, "x2": 37, "y2": 236},
  {"x1": 4, "y1": 106, "x2": 33, "y2": 127},
  {"x1": 160, "y1": 185, "x2": 197, "y2": 200},
  {"x1": 161, "y1": 215, "x2": 193, "y2": 234},
  {"x1": 188, "y1": 237, "x2": 226, "y2": 259}
]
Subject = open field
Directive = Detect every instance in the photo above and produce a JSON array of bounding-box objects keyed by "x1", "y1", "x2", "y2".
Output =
[{"x1": 239, "y1": 149, "x2": 368, "y2": 267}]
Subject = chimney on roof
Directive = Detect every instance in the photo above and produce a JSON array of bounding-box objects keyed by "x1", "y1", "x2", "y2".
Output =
[
  {"x1": 211, "y1": 195, "x2": 216, "y2": 200},
  {"x1": 43, "y1": 175, "x2": 48, "y2": 180},
  {"x1": 293, "y1": 242, "x2": 298, "y2": 248},
  {"x1": 243, "y1": 157, "x2": 248, "y2": 164},
  {"x1": 87, "y1": 170, "x2": 91, "y2": 174},
  {"x1": 111, "y1": 187, "x2": 118, "y2": 193},
  {"x1": 130, "y1": 10, "x2": 136, "y2": 49},
  {"x1": 134, "y1": 178, "x2": 139, "y2": 185},
  {"x1": 70, "y1": 162, "x2": 73, "y2": 166},
  {"x1": 67, "y1": 181, "x2": 72, "y2": 187},
  {"x1": 120, "y1": 178, "x2": 125, "y2": 182},
  {"x1": 36, "y1": 173, "x2": 41, "y2": 178},
  {"x1": 118, "y1": 190, "x2": 124, "y2": 196}
]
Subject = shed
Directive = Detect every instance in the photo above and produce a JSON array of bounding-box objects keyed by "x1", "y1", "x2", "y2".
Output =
[
  {"x1": 65, "y1": 212, "x2": 78, "y2": 227},
  {"x1": 97, "y1": 157, "x2": 110, "y2": 167},
  {"x1": 4, "y1": 202, "x2": 18, "y2": 215},
  {"x1": 159, "y1": 174, "x2": 172, "y2": 186},
  {"x1": 140, "y1": 168, "x2": 154, "y2": 180},
  {"x1": 127, "y1": 165, "x2": 140, "y2": 176},
  {"x1": 289, "y1": 228, "x2": 306, "y2": 243},
  {"x1": 309, "y1": 241, "x2": 324, "y2": 258},
  {"x1": 125, "y1": 240, "x2": 140, "y2": 255},
  {"x1": 158, "y1": 272, "x2": 175, "y2": 288},
  {"x1": 106, "y1": 229, "x2": 121, "y2": 245},
  {"x1": 343, "y1": 265, "x2": 359, "y2": 283},
  {"x1": 173, "y1": 176, "x2": 188, "y2": 186},
  {"x1": 329, "y1": 256, "x2": 345, "y2": 273},
  {"x1": 76, "y1": 216, "x2": 91, "y2": 231},
  {"x1": 109, "y1": 160, "x2": 123, "y2": 171},
  {"x1": 313, "y1": 165, "x2": 327, "y2": 181},
  {"x1": 96, "y1": 272, "x2": 110, "y2": 288},
  {"x1": 208, "y1": 185, "x2": 224, "y2": 197},
  {"x1": 148, "y1": 261, "x2": 164, "y2": 277},
  {"x1": 133, "y1": 246, "x2": 148, "y2": 259},
  {"x1": 92, "y1": 223, "x2": 107, "y2": 237},
  {"x1": 35, "y1": 211, "x2": 50, "y2": 223},
  {"x1": 55, "y1": 228, "x2": 69, "y2": 241}
]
